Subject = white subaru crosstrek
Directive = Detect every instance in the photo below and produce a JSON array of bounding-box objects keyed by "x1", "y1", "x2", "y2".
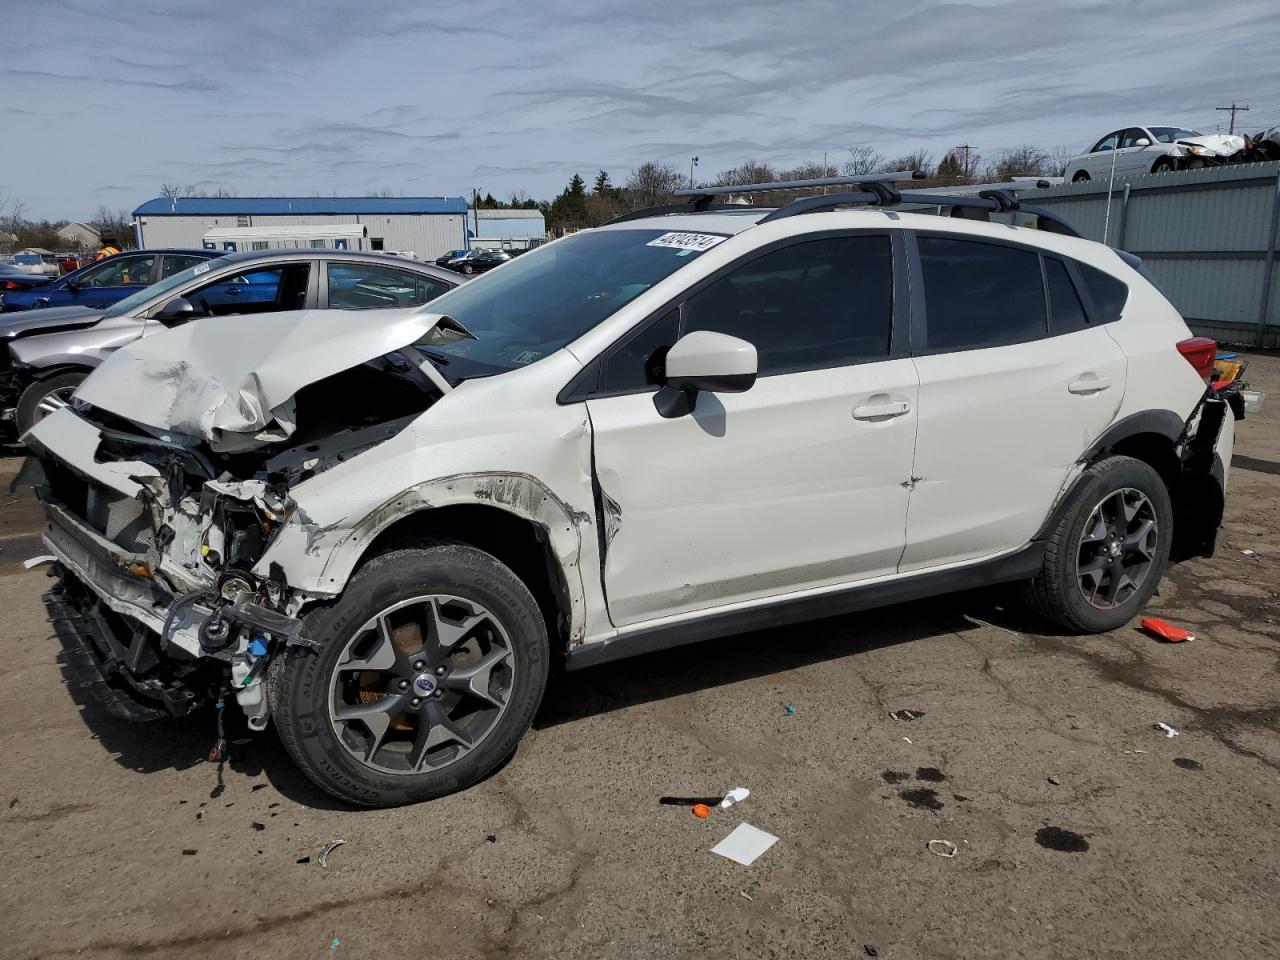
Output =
[{"x1": 24, "y1": 177, "x2": 1235, "y2": 806}]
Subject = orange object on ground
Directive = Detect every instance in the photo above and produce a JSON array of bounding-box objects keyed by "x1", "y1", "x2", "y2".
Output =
[
  {"x1": 1141, "y1": 617, "x2": 1195, "y2": 643},
  {"x1": 692, "y1": 803, "x2": 712, "y2": 818}
]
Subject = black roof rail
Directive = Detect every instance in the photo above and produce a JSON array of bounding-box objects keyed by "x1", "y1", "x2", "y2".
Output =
[
  {"x1": 605, "y1": 202, "x2": 748, "y2": 225},
  {"x1": 604, "y1": 170, "x2": 924, "y2": 225},
  {"x1": 759, "y1": 186, "x2": 1081, "y2": 238}
]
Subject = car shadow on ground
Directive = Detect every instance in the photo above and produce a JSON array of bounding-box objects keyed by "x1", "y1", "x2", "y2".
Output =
[
  {"x1": 536, "y1": 585, "x2": 1046, "y2": 729},
  {"x1": 52, "y1": 584, "x2": 1057, "y2": 810}
]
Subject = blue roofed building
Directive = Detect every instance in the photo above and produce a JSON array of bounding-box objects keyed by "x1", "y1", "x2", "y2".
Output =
[{"x1": 131, "y1": 196, "x2": 470, "y2": 259}]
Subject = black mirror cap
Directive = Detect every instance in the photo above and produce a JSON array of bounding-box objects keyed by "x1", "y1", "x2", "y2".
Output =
[
  {"x1": 653, "y1": 371, "x2": 757, "y2": 419},
  {"x1": 665, "y1": 370, "x2": 756, "y2": 394}
]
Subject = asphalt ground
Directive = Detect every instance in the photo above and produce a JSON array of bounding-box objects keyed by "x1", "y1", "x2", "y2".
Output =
[{"x1": 1, "y1": 353, "x2": 1277, "y2": 960}]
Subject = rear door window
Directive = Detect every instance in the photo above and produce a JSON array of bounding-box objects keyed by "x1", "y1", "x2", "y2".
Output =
[
  {"x1": 327, "y1": 262, "x2": 453, "y2": 308},
  {"x1": 917, "y1": 237, "x2": 1046, "y2": 351},
  {"x1": 162, "y1": 254, "x2": 208, "y2": 278}
]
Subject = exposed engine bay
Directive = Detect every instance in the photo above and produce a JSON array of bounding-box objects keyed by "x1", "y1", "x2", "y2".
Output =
[{"x1": 27, "y1": 340, "x2": 448, "y2": 730}]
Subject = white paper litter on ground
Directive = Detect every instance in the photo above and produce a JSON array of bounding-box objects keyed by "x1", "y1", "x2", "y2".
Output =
[
  {"x1": 711, "y1": 823, "x2": 778, "y2": 866},
  {"x1": 720, "y1": 787, "x2": 750, "y2": 809},
  {"x1": 22, "y1": 556, "x2": 57, "y2": 570},
  {"x1": 1155, "y1": 722, "x2": 1180, "y2": 738}
]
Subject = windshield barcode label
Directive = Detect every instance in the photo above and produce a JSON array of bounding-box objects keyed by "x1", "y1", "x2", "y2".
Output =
[{"x1": 646, "y1": 232, "x2": 727, "y2": 252}]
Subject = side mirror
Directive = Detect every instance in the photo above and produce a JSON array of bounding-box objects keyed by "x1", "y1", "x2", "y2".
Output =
[
  {"x1": 1135, "y1": 138, "x2": 1151, "y2": 147},
  {"x1": 65, "y1": 280, "x2": 80, "y2": 293},
  {"x1": 154, "y1": 296, "x2": 196, "y2": 324},
  {"x1": 654, "y1": 330, "x2": 757, "y2": 418}
]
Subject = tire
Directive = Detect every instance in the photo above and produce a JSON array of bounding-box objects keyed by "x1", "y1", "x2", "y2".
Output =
[
  {"x1": 1072, "y1": 171, "x2": 1091, "y2": 183},
  {"x1": 1021, "y1": 455, "x2": 1173, "y2": 633},
  {"x1": 15, "y1": 369, "x2": 88, "y2": 436},
  {"x1": 463, "y1": 264, "x2": 475, "y2": 275},
  {"x1": 269, "y1": 542, "x2": 549, "y2": 807},
  {"x1": 1152, "y1": 157, "x2": 1175, "y2": 174}
]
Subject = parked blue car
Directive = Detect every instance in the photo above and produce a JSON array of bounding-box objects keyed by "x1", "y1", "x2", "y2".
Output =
[{"x1": 0, "y1": 249, "x2": 214, "y2": 312}]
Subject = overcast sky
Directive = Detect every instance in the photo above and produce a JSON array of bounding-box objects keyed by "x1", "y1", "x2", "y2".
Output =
[{"x1": 3, "y1": 0, "x2": 1276, "y2": 219}]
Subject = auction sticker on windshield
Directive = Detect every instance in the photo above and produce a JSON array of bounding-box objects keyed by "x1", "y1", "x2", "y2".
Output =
[{"x1": 646, "y1": 232, "x2": 727, "y2": 253}]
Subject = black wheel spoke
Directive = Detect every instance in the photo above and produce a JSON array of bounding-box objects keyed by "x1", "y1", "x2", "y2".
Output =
[
  {"x1": 334, "y1": 693, "x2": 410, "y2": 762},
  {"x1": 409, "y1": 699, "x2": 475, "y2": 770},
  {"x1": 441, "y1": 645, "x2": 511, "y2": 707}
]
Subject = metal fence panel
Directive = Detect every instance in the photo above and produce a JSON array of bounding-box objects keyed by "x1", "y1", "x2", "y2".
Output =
[{"x1": 1011, "y1": 162, "x2": 1280, "y2": 346}]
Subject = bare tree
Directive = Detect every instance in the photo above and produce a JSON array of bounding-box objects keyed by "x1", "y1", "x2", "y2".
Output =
[
  {"x1": 159, "y1": 182, "x2": 188, "y2": 200},
  {"x1": 368, "y1": 187, "x2": 400, "y2": 198},
  {"x1": 987, "y1": 144, "x2": 1051, "y2": 180},
  {"x1": 781, "y1": 159, "x2": 839, "y2": 181},
  {"x1": 625, "y1": 161, "x2": 685, "y2": 207},
  {"x1": 90, "y1": 205, "x2": 134, "y2": 248},
  {"x1": 0, "y1": 194, "x2": 28, "y2": 234},
  {"x1": 880, "y1": 150, "x2": 934, "y2": 177},
  {"x1": 1046, "y1": 144, "x2": 1076, "y2": 178},
  {"x1": 843, "y1": 145, "x2": 885, "y2": 176},
  {"x1": 712, "y1": 160, "x2": 778, "y2": 187}
]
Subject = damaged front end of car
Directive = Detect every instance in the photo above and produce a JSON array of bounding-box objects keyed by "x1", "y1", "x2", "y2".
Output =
[{"x1": 23, "y1": 309, "x2": 462, "y2": 728}]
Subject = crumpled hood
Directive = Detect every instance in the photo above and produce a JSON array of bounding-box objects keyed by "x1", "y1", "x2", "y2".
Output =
[
  {"x1": 75, "y1": 307, "x2": 458, "y2": 452},
  {"x1": 1, "y1": 304, "x2": 103, "y2": 339},
  {"x1": 1177, "y1": 133, "x2": 1246, "y2": 155}
]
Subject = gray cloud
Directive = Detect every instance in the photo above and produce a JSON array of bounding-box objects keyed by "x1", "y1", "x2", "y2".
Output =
[{"x1": 5, "y1": 0, "x2": 1276, "y2": 218}]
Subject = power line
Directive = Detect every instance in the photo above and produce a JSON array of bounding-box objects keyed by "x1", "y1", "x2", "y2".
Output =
[{"x1": 1216, "y1": 103, "x2": 1249, "y2": 135}]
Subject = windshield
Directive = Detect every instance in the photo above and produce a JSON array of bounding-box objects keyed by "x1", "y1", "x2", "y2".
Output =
[
  {"x1": 412, "y1": 228, "x2": 726, "y2": 378},
  {"x1": 1149, "y1": 127, "x2": 1200, "y2": 143},
  {"x1": 103, "y1": 255, "x2": 230, "y2": 317}
]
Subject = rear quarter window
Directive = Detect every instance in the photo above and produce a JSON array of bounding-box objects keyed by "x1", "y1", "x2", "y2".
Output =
[{"x1": 1076, "y1": 262, "x2": 1129, "y2": 323}]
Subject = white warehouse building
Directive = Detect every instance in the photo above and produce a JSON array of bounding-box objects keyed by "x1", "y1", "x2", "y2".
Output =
[{"x1": 131, "y1": 196, "x2": 470, "y2": 259}]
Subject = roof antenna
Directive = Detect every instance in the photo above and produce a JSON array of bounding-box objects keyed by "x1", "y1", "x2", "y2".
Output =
[{"x1": 1102, "y1": 136, "x2": 1120, "y2": 246}]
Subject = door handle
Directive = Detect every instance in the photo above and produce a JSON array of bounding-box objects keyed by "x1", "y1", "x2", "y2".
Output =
[
  {"x1": 852, "y1": 399, "x2": 911, "y2": 420},
  {"x1": 1068, "y1": 374, "x2": 1111, "y2": 395},
  {"x1": 224, "y1": 287, "x2": 243, "y2": 295}
]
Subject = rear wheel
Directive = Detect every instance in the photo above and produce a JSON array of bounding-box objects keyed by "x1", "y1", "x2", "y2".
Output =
[
  {"x1": 1021, "y1": 456, "x2": 1172, "y2": 633},
  {"x1": 15, "y1": 369, "x2": 87, "y2": 436},
  {"x1": 269, "y1": 543, "x2": 549, "y2": 807}
]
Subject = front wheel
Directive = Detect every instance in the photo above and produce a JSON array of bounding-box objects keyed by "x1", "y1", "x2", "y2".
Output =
[
  {"x1": 1021, "y1": 455, "x2": 1173, "y2": 633},
  {"x1": 1072, "y1": 170, "x2": 1091, "y2": 183},
  {"x1": 269, "y1": 543, "x2": 549, "y2": 807},
  {"x1": 1152, "y1": 157, "x2": 1175, "y2": 173},
  {"x1": 15, "y1": 369, "x2": 88, "y2": 436},
  {"x1": 463, "y1": 264, "x2": 476, "y2": 275}
]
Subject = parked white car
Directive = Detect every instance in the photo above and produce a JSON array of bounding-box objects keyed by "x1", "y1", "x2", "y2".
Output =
[
  {"x1": 25, "y1": 182, "x2": 1235, "y2": 806},
  {"x1": 1065, "y1": 125, "x2": 1248, "y2": 181}
]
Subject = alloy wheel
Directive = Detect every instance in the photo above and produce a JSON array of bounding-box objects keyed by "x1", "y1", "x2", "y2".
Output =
[
  {"x1": 1076, "y1": 487, "x2": 1158, "y2": 610},
  {"x1": 34, "y1": 385, "x2": 77, "y2": 421},
  {"x1": 329, "y1": 595, "x2": 515, "y2": 774}
]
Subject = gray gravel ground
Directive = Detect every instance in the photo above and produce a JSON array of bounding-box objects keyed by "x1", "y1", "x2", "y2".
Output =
[{"x1": 1, "y1": 354, "x2": 1277, "y2": 960}]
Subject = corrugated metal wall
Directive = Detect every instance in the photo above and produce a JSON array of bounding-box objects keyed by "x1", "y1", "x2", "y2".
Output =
[
  {"x1": 137, "y1": 213, "x2": 468, "y2": 259},
  {"x1": 1012, "y1": 162, "x2": 1280, "y2": 347}
]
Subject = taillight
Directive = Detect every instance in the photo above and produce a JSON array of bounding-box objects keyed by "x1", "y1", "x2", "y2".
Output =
[{"x1": 1177, "y1": 337, "x2": 1217, "y2": 383}]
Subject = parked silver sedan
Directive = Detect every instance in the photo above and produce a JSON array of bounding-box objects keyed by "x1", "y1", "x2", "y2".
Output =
[{"x1": 1, "y1": 249, "x2": 461, "y2": 437}]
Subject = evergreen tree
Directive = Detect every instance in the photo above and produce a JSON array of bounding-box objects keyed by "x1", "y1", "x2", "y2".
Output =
[{"x1": 593, "y1": 170, "x2": 613, "y2": 195}]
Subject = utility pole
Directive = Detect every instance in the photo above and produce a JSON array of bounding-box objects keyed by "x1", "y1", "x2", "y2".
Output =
[
  {"x1": 689, "y1": 156, "x2": 699, "y2": 189},
  {"x1": 1216, "y1": 103, "x2": 1249, "y2": 135},
  {"x1": 472, "y1": 188, "x2": 479, "y2": 246},
  {"x1": 958, "y1": 144, "x2": 972, "y2": 181}
]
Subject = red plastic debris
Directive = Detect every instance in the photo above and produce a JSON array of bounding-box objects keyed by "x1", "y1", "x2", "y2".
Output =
[{"x1": 1141, "y1": 617, "x2": 1195, "y2": 643}]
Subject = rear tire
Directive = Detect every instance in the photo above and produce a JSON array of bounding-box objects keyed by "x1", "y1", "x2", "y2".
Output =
[
  {"x1": 1021, "y1": 456, "x2": 1172, "y2": 633},
  {"x1": 15, "y1": 369, "x2": 87, "y2": 436},
  {"x1": 269, "y1": 542, "x2": 549, "y2": 807}
]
